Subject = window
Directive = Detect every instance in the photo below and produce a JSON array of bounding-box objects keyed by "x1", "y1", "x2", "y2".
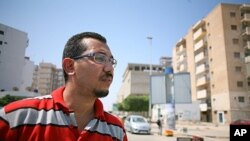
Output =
[
  {"x1": 238, "y1": 96, "x2": 245, "y2": 103},
  {"x1": 231, "y1": 25, "x2": 237, "y2": 30},
  {"x1": 234, "y1": 52, "x2": 240, "y2": 58},
  {"x1": 237, "y1": 81, "x2": 243, "y2": 87},
  {"x1": 0, "y1": 41, "x2": 2, "y2": 45},
  {"x1": 0, "y1": 30, "x2": 4, "y2": 35},
  {"x1": 235, "y1": 66, "x2": 242, "y2": 72},
  {"x1": 232, "y1": 38, "x2": 239, "y2": 44},
  {"x1": 135, "y1": 66, "x2": 139, "y2": 71},
  {"x1": 230, "y1": 12, "x2": 236, "y2": 17}
]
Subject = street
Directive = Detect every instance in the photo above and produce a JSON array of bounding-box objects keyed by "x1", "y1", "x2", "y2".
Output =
[
  {"x1": 127, "y1": 132, "x2": 229, "y2": 141},
  {"x1": 127, "y1": 132, "x2": 176, "y2": 141},
  {"x1": 127, "y1": 121, "x2": 230, "y2": 141}
]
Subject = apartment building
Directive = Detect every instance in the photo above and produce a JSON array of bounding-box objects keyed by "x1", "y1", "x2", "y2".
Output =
[
  {"x1": 172, "y1": 3, "x2": 250, "y2": 124},
  {"x1": 0, "y1": 23, "x2": 31, "y2": 91},
  {"x1": 32, "y1": 62, "x2": 64, "y2": 95}
]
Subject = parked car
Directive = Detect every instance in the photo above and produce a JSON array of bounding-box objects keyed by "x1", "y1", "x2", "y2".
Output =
[{"x1": 124, "y1": 115, "x2": 151, "y2": 134}]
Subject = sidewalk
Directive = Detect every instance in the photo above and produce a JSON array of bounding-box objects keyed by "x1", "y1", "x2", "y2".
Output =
[
  {"x1": 151, "y1": 121, "x2": 229, "y2": 139},
  {"x1": 175, "y1": 121, "x2": 229, "y2": 139}
]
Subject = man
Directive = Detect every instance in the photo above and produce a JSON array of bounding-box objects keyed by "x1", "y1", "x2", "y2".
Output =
[
  {"x1": 0, "y1": 32, "x2": 127, "y2": 141},
  {"x1": 157, "y1": 115, "x2": 163, "y2": 135}
]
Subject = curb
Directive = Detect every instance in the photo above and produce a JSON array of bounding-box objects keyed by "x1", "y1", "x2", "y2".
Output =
[{"x1": 173, "y1": 131, "x2": 229, "y2": 139}]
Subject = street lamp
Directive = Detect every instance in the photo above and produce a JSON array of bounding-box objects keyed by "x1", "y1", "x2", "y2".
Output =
[
  {"x1": 147, "y1": 37, "x2": 153, "y2": 75},
  {"x1": 147, "y1": 36, "x2": 153, "y2": 118}
]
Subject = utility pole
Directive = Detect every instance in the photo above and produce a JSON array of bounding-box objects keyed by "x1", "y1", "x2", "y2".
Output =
[
  {"x1": 147, "y1": 36, "x2": 153, "y2": 118},
  {"x1": 147, "y1": 37, "x2": 153, "y2": 75}
]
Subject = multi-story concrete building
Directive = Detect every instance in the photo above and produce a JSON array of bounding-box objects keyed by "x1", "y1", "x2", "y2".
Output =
[
  {"x1": 20, "y1": 57, "x2": 35, "y2": 92},
  {"x1": 0, "y1": 23, "x2": 64, "y2": 97},
  {"x1": 0, "y1": 23, "x2": 30, "y2": 91},
  {"x1": 53, "y1": 68, "x2": 64, "y2": 89},
  {"x1": 32, "y1": 62, "x2": 64, "y2": 95},
  {"x1": 117, "y1": 58, "x2": 171, "y2": 103},
  {"x1": 172, "y1": 3, "x2": 250, "y2": 124},
  {"x1": 30, "y1": 64, "x2": 64, "y2": 95},
  {"x1": 37, "y1": 62, "x2": 56, "y2": 95}
]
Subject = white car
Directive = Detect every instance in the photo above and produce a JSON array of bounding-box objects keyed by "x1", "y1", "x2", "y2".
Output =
[{"x1": 124, "y1": 115, "x2": 151, "y2": 134}]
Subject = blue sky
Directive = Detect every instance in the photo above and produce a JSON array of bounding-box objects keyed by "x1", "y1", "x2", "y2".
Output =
[{"x1": 0, "y1": 0, "x2": 249, "y2": 111}]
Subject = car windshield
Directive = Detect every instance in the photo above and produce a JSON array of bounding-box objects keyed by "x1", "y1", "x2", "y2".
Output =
[{"x1": 133, "y1": 117, "x2": 146, "y2": 123}]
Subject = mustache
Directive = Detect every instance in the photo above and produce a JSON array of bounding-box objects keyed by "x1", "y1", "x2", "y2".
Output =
[{"x1": 100, "y1": 72, "x2": 113, "y2": 80}]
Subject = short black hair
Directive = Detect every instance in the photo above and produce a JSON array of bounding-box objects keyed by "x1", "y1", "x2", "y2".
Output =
[{"x1": 62, "y1": 32, "x2": 107, "y2": 82}]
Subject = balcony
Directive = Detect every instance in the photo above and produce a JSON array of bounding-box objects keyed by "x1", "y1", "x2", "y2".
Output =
[
  {"x1": 241, "y1": 13, "x2": 250, "y2": 23},
  {"x1": 240, "y1": 4, "x2": 250, "y2": 11},
  {"x1": 176, "y1": 44, "x2": 186, "y2": 55},
  {"x1": 176, "y1": 38, "x2": 186, "y2": 47},
  {"x1": 195, "y1": 52, "x2": 207, "y2": 63},
  {"x1": 244, "y1": 41, "x2": 250, "y2": 49},
  {"x1": 197, "y1": 89, "x2": 207, "y2": 99},
  {"x1": 242, "y1": 27, "x2": 250, "y2": 36},
  {"x1": 199, "y1": 103, "x2": 208, "y2": 112},
  {"x1": 196, "y1": 64, "x2": 208, "y2": 75},
  {"x1": 196, "y1": 76, "x2": 209, "y2": 87},
  {"x1": 194, "y1": 39, "x2": 207, "y2": 52},
  {"x1": 179, "y1": 63, "x2": 187, "y2": 72},
  {"x1": 193, "y1": 27, "x2": 206, "y2": 41},
  {"x1": 245, "y1": 56, "x2": 250, "y2": 63},
  {"x1": 192, "y1": 20, "x2": 205, "y2": 31}
]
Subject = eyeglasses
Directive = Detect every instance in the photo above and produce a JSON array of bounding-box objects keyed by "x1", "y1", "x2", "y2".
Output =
[{"x1": 72, "y1": 52, "x2": 117, "y2": 68}]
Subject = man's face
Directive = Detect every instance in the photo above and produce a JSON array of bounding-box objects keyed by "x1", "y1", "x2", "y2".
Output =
[{"x1": 74, "y1": 38, "x2": 115, "y2": 98}]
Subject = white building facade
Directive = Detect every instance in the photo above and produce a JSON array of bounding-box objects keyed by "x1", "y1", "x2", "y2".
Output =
[
  {"x1": 20, "y1": 57, "x2": 35, "y2": 92},
  {"x1": 0, "y1": 23, "x2": 29, "y2": 91}
]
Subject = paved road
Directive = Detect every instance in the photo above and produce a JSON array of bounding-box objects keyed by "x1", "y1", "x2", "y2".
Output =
[
  {"x1": 127, "y1": 121, "x2": 230, "y2": 141},
  {"x1": 127, "y1": 132, "x2": 176, "y2": 141},
  {"x1": 127, "y1": 132, "x2": 228, "y2": 141}
]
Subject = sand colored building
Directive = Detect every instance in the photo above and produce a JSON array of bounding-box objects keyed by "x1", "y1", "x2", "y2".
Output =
[{"x1": 172, "y1": 3, "x2": 250, "y2": 124}]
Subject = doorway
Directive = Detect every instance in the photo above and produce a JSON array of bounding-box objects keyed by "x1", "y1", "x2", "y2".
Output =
[{"x1": 217, "y1": 112, "x2": 224, "y2": 124}]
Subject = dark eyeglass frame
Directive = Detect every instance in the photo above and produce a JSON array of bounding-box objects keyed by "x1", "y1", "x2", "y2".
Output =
[{"x1": 72, "y1": 52, "x2": 117, "y2": 68}]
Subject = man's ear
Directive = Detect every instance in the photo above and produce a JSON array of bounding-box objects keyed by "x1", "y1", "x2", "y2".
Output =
[{"x1": 63, "y1": 58, "x2": 75, "y2": 76}]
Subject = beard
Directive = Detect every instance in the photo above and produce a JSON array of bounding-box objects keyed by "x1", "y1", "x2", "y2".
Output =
[
  {"x1": 93, "y1": 72, "x2": 112, "y2": 98},
  {"x1": 93, "y1": 88, "x2": 109, "y2": 98}
]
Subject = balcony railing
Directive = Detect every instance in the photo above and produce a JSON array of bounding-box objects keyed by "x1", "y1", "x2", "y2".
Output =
[
  {"x1": 196, "y1": 76, "x2": 209, "y2": 87},
  {"x1": 197, "y1": 89, "x2": 207, "y2": 99},
  {"x1": 176, "y1": 44, "x2": 186, "y2": 55},
  {"x1": 244, "y1": 41, "x2": 250, "y2": 49},
  {"x1": 195, "y1": 52, "x2": 207, "y2": 63},
  {"x1": 193, "y1": 27, "x2": 206, "y2": 41},
  {"x1": 196, "y1": 64, "x2": 208, "y2": 75},
  {"x1": 242, "y1": 27, "x2": 250, "y2": 36},
  {"x1": 194, "y1": 39, "x2": 207, "y2": 52},
  {"x1": 241, "y1": 13, "x2": 250, "y2": 22},
  {"x1": 240, "y1": 4, "x2": 250, "y2": 11},
  {"x1": 245, "y1": 56, "x2": 250, "y2": 63},
  {"x1": 179, "y1": 63, "x2": 187, "y2": 72}
]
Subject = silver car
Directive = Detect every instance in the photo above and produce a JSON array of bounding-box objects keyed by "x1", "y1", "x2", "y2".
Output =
[{"x1": 124, "y1": 115, "x2": 151, "y2": 134}]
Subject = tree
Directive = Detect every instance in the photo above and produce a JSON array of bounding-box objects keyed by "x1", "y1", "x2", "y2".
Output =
[
  {"x1": 118, "y1": 94, "x2": 149, "y2": 112},
  {"x1": 0, "y1": 95, "x2": 25, "y2": 107}
]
